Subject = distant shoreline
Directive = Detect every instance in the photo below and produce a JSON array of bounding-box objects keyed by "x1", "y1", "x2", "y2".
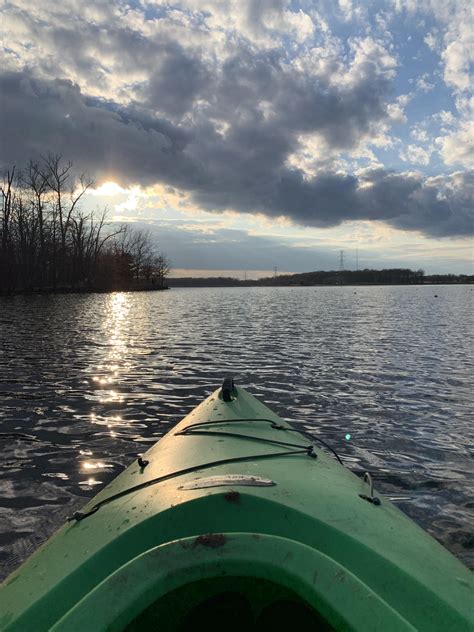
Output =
[
  {"x1": 2, "y1": 267, "x2": 473, "y2": 294},
  {"x1": 0, "y1": 285, "x2": 169, "y2": 296},
  {"x1": 167, "y1": 269, "x2": 473, "y2": 288},
  {"x1": 166, "y1": 282, "x2": 473, "y2": 288},
  {"x1": 2, "y1": 283, "x2": 473, "y2": 296},
  {"x1": 168, "y1": 280, "x2": 474, "y2": 286}
]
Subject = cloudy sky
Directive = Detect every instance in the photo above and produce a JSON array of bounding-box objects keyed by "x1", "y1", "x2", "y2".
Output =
[{"x1": 1, "y1": 0, "x2": 473, "y2": 276}]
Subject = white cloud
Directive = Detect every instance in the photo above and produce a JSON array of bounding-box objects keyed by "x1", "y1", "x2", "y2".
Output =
[
  {"x1": 410, "y1": 125, "x2": 430, "y2": 142},
  {"x1": 400, "y1": 144, "x2": 433, "y2": 165},
  {"x1": 423, "y1": 31, "x2": 438, "y2": 51},
  {"x1": 433, "y1": 110, "x2": 456, "y2": 126},
  {"x1": 266, "y1": 9, "x2": 315, "y2": 43},
  {"x1": 387, "y1": 94, "x2": 411, "y2": 124},
  {"x1": 291, "y1": 38, "x2": 344, "y2": 81},
  {"x1": 437, "y1": 120, "x2": 474, "y2": 167},
  {"x1": 393, "y1": 0, "x2": 473, "y2": 94},
  {"x1": 338, "y1": 0, "x2": 354, "y2": 20},
  {"x1": 175, "y1": 0, "x2": 316, "y2": 49},
  {"x1": 328, "y1": 36, "x2": 397, "y2": 91},
  {"x1": 391, "y1": 0, "x2": 473, "y2": 177},
  {"x1": 442, "y1": 19, "x2": 474, "y2": 91},
  {"x1": 374, "y1": 10, "x2": 393, "y2": 34},
  {"x1": 415, "y1": 73, "x2": 435, "y2": 92}
]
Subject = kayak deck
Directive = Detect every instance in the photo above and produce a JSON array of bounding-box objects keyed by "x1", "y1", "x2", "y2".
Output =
[{"x1": 0, "y1": 382, "x2": 472, "y2": 631}]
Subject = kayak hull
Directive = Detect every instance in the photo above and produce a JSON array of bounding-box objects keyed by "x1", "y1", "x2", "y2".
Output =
[{"x1": 1, "y1": 384, "x2": 472, "y2": 631}]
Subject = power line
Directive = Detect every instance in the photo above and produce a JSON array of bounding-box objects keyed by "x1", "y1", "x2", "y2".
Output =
[{"x1": 339, "y1": 250, "x2": 345, "y2": 271}]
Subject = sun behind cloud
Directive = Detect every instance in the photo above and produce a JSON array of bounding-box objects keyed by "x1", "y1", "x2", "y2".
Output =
[{"x1": 92, "y1": 181, "x2": 126, "y2": 197}]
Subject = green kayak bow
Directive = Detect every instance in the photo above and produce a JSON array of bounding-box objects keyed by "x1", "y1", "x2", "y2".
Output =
[{"x1": 1, "y1": 379, "x2": 472, "y2": 631}]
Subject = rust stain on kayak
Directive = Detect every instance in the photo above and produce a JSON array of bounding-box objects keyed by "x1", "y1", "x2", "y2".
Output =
[
  {"x1": 224, "y1": 491, "x2": 240, "y2": 503},
  {"x1": 194, "y1": 533, "x2": 227, "y2": 548}
]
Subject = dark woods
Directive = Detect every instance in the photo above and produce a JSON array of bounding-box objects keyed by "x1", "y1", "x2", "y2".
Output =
[
  {"x1": 261, "y1": 268, "x2": 427, "y2": 285},
  {"x1": 0, "y1": 155, "x2": 170, "y2": 294}
]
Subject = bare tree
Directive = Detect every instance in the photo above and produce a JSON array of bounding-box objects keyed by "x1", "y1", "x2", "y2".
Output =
[
  {"x1": 121, "y1": 228, "x2": 153, "y2": 284},
  {"x1": 40, "y1": 154, "x2": 93, "y2": 286},
  {"x1": 154, "y1": 253, "x2": 171, "y2": 288},
  {"x1": 0, "y1": 168, "x2": 16, "y2": 291},
  {"x1": 0, "y1": 155, "x2": 170, "y2": 293}
]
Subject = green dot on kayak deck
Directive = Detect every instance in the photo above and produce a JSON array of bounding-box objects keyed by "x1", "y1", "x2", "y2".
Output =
[{"x1": 345, "y1": 433, "x2": 351, "y2": 440}]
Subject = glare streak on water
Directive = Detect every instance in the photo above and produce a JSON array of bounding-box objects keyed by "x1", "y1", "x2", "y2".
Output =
[{"x1": 0, "y1": 285, "x2": 473, "y2": 577}]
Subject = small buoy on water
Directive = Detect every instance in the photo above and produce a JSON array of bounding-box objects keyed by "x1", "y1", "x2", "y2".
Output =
[{"x1": 434, "y1": 294, "x2": 438, "y2": 298}]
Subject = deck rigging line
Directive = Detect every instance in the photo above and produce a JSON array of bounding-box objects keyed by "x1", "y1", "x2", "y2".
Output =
[
  {"x1": 178, "y1": 417, "x2": 344, "y2": 465},
  {"x1": 69, "y1": 415, "x2": 345, "y2": 522},
  {"x1": 69, "y1": 445, "x2": 316, "y2": 522}
]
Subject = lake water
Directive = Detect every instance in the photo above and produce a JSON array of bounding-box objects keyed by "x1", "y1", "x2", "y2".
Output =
[{"x1": 0, "y1": 285, "x2": 473, "y2": 578}]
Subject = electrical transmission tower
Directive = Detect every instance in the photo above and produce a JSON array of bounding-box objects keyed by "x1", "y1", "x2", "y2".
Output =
[{"x1": 339, "y1": 250, "x2": 345, "y2": 271}]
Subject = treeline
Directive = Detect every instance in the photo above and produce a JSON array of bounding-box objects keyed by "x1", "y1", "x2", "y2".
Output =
[
  {"x1": 168, "y1": 268, "x2": 473, "y2": 287},
  {"x1": 0, "y1": 155, "x2": 170, "y2": 294},
  {"x1": 272, "y1": 269, "x2": 474, "y2": 286},
  {"x1": 255, "y1": 268, "x2": 426, "y2": 286},
  {"x1": 168, "y1": 269, "x2": 427, "y2": 287},
  {"x1": 424, "y1": 273, "x2": 474, "y2": 284},
  {"x1": 168, "y1": 276, "x2": 243, "y2": 287}
]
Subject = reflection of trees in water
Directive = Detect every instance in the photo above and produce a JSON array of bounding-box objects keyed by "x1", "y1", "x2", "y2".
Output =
[{"x1": 0, "y1": 155, "x2": 170, "y2": 293}]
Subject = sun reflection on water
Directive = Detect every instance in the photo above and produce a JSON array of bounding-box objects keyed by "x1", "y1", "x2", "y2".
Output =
[
  {"x1": 82, "y1": 461, "x2": 110, "y2": 471},
  {"x1": 78, "y1": 477, "x2": 103, "y2": 488},
  {"x1": 89, "y1": 292, "x2": 132, "y2": 407},
  {"x1": 79, "y1": 293, "x2": 135, "y2": 479}
]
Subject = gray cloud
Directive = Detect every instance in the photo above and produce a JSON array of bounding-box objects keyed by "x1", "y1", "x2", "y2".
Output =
[
  {"x1": 270, "y1": 168, "x2": 473, "y2": 237},
  {"x1": 144, "y1": 42, "x2": 212, "y2": 117},
  {"x1": 0, "y1": 71, "x2": 200, "y2": 188},
  {"x1": 0, "y1": 36, "x2": 472, "y2": 238}
]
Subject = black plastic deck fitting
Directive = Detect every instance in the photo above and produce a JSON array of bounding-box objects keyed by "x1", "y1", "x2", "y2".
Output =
[{"x1": 221, "y1": 376, "x2": 235, "y2": 402}]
